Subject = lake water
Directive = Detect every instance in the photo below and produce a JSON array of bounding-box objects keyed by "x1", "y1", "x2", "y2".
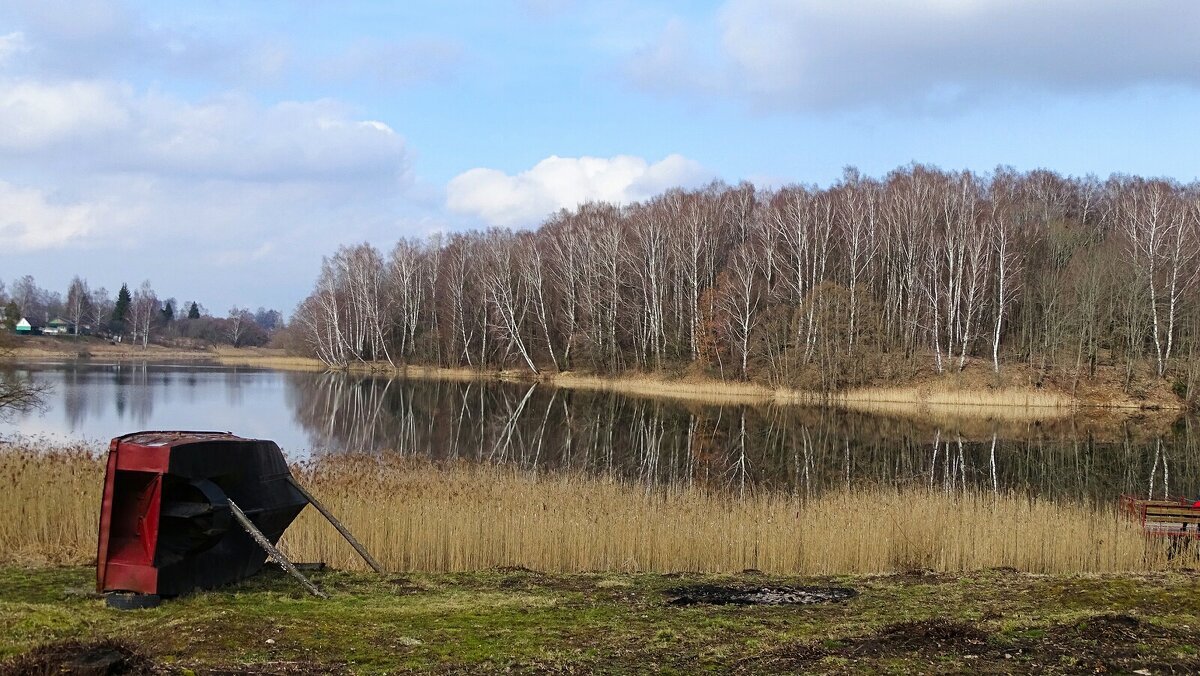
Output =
[{"x1": 2, "y1": 361, "x2": 1196, "y2": 502}]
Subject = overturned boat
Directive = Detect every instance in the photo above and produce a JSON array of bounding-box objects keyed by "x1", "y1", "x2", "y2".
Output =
[{"x1": 96, "y1": 431, "x2": 380, "y2": 605}]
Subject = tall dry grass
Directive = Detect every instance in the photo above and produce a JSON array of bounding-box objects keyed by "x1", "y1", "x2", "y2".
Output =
[
  {"x1": 0, "y1": 447, "x2": 1176, "y2": 574},
  {"x1": 0, "y1": 447, "x2": 105, "y2": 565}
]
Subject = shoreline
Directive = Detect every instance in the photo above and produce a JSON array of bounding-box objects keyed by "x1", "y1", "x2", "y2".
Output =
[{"x1": 4, "y1": 341, "x2": 1186, "y2": 422}]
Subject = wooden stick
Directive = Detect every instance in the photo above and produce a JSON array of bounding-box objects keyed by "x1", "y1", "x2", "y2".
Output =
[
  {"x1": 288, "y1": 476, "x2": 385, "y2": 574},
  {"x1": 228, "y1": 498, "x2": 327, "y2": 599}
]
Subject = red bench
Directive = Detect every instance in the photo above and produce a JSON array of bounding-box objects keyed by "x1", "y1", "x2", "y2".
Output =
[{"x1": 1119, "y1": 495, "x2": 1200, "y2": 538}]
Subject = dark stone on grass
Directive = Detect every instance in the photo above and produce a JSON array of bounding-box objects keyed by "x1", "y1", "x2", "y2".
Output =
[
  {"x1": 105, "y1": 593, "x2": 162, "y2": 610},
  {"x1": 667, "y1": 584, "x2": 858, "y2": 606}
]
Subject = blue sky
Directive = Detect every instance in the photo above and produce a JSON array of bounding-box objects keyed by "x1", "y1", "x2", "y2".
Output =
[{"x1": 2, "y1": 0, "x2": 1199, "y2": 314}]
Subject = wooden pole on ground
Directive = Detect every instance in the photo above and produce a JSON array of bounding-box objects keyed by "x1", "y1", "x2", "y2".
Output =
[
  {"x1": 287, "y1": 476, "x2": 385, "y2": 574},
  {"x1": 228, "y1": 498, "x2": 327, "y2": 599}
]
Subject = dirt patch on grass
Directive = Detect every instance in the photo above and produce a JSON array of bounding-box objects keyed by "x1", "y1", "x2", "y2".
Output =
[
  {"x1": 756, "y1": 613, "x2": 1200, "y2": 673},
  {"x1": 667, "y1": 584, "x2": 858, "y2": 606},
  {"x1": 1064, "y1": 613, "x2": 1142, "y2": 643},
  {"x1": 0, "y1": 637, "x2": 351, "y2": 676},
  {"x1": 861, "y1": 619, "x2": 989, "y2": 655},
  {"x1": 1, "y1": 638, "x2": 162, "y2": 675},
  {"x1": 878, "y1": 568, "x2": 956, "y2": 584},
  {"x1": 1014, "y1": 613, "x2": 1187, "y2": 671},
  {"x1": 181, "y1": 661, "x2": 350, "y2": 675},
  {"x1": 779, "y1": 619, "x2": 989, "y2": 665}
]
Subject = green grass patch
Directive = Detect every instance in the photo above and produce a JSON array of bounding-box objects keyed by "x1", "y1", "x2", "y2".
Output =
[{"x1": 2, "y1": 566, "x2": 1200, "y2": 673}]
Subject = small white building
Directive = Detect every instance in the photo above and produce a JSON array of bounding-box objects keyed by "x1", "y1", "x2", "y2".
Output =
[{"x1": 15, "y1": 318, "x2": 32, "y2": 334}]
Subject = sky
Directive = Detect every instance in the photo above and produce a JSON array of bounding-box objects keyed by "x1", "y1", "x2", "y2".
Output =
[{"x1": 2, "y1": 0, "x2": 1200, "y2": 315}]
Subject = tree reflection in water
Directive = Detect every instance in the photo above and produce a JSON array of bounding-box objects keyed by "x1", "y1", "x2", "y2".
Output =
[{"x1": 286, "y1": 372, "x2": 1200, "y2": 504}]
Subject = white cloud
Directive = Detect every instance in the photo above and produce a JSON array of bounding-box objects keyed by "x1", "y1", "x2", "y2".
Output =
[
  {"x1": 0, "y1": 32, "x2": 28, "y2": 67},
  {"x1": 0, "y1": 180, "x2": 117, "y2": 251},
  {"x1": 446, "y1": 154, "x2": 711, "y2": 228},
  {"x1": 0, "y1": 24, "x2": 418, "y2": 312},
  {"x1": 0, "y1": 79, "x2": 130, "y2": 150},
  {"x1": 0, "y1": 79, "x2": 408, "y2": 181},
  {"x1": 126, "y1": 94, "x2": 408, "y2": 182},
  {"x1": 627, "y1": 0, "x2": 1200, "y2": 110}
]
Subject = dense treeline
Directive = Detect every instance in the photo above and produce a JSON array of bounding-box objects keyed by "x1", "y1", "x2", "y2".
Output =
[{"x1": 293, "y1": 165, "x2": 1200, "y2": 395}]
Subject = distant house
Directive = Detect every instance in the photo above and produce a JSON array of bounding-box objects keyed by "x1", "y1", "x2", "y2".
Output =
[
  {"x1": 44, "y1": 318, "x2": 74, "y2": 336},
  {"x1": 15, "y1": 318, "x2": 34, "y2": 334}
]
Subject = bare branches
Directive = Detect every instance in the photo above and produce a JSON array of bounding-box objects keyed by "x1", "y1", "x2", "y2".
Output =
[
  {"x1": 290, "y1": 166, "x2": 1200, "y2": 390},
  {"x1": 0, "y1": 376, "x2": 47, "y2": 419},
  {"x1": 0, "y1": 336, "x2": 47, "y2": 418}
]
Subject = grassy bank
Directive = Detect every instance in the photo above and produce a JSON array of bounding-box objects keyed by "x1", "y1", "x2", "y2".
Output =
[
  {"x1": 0, "y1": 448, "x2": 1174, "y2": 575},
  {"x1": 2, "y1": 336, "x2": 327, "y2": 370},
  {"x1": 4, "y1": 565, "x2": 1200, "y2": 673}
]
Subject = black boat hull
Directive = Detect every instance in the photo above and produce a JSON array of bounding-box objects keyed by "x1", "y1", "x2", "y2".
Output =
[{"x1": 96, "y1": 431, "x2": 308, "y2": 597}]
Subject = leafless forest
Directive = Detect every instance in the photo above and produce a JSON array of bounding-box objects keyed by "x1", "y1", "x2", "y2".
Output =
[{"x1": 293, "y1": 165, "x2": 1200, "y2": 396}]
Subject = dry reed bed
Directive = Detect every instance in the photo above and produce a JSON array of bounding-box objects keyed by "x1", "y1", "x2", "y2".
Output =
[
  {"x1": 259, "y1": 361, "x2": 1092, "y2": 417},
  {"x1": 544, "y1": 372, "x2": 1086, "y2": 420},
  {"x1": 0, "y1": 447, "x2": 1172, "y2": 574}
]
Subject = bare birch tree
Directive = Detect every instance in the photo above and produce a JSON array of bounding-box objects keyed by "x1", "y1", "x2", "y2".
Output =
[{"x1": 65, "y1": 276, "x2": 90, "y2": 337}]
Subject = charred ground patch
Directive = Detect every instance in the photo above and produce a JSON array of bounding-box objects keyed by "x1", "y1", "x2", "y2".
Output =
[{"x1": 666, "y1": 583, "x2": 858, "y2": 606}]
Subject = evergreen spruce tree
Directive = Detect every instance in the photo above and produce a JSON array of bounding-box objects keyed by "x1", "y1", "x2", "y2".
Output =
[
  {"x1": 113, "y1": 284, "x2": 131, "y2": 321},
  {"x1": 188, "y1": 302, "x2": 201, "y2": 319},
  {"x1": 2, "y1": 301, "x2": 19, "y2": 330},
  {"x1": 161, "y1": 301, "x2": 175, "y2": 323},
  {"x1": 111, "y1": 283, "x2": 131, "y2": 334}
]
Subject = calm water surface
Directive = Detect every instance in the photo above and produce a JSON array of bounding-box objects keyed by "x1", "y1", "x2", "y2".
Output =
[{"x1": 3, "y1": 361, "x2": 1196, "y2": 503}]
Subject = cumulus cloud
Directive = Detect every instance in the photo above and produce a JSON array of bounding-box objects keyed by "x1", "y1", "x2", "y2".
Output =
[
  {"x1": 0, "y1": 17, "x2": 426, "y2": 312},
  {"x1": 0, "y1": 79, "x2": 130, "y2": 151},
  {"x1": 446, "y1": 154, "x2": 711, "y2": 228},
  {"x1": 0, "y1": 79, "x2": 408, "y2": 181},
  {"x1": 0, "y1": 181, "x2": 117, "y2": 251},
  {"x1": 627, "y1": 0, "x2": 1200, "y2": 110}
]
